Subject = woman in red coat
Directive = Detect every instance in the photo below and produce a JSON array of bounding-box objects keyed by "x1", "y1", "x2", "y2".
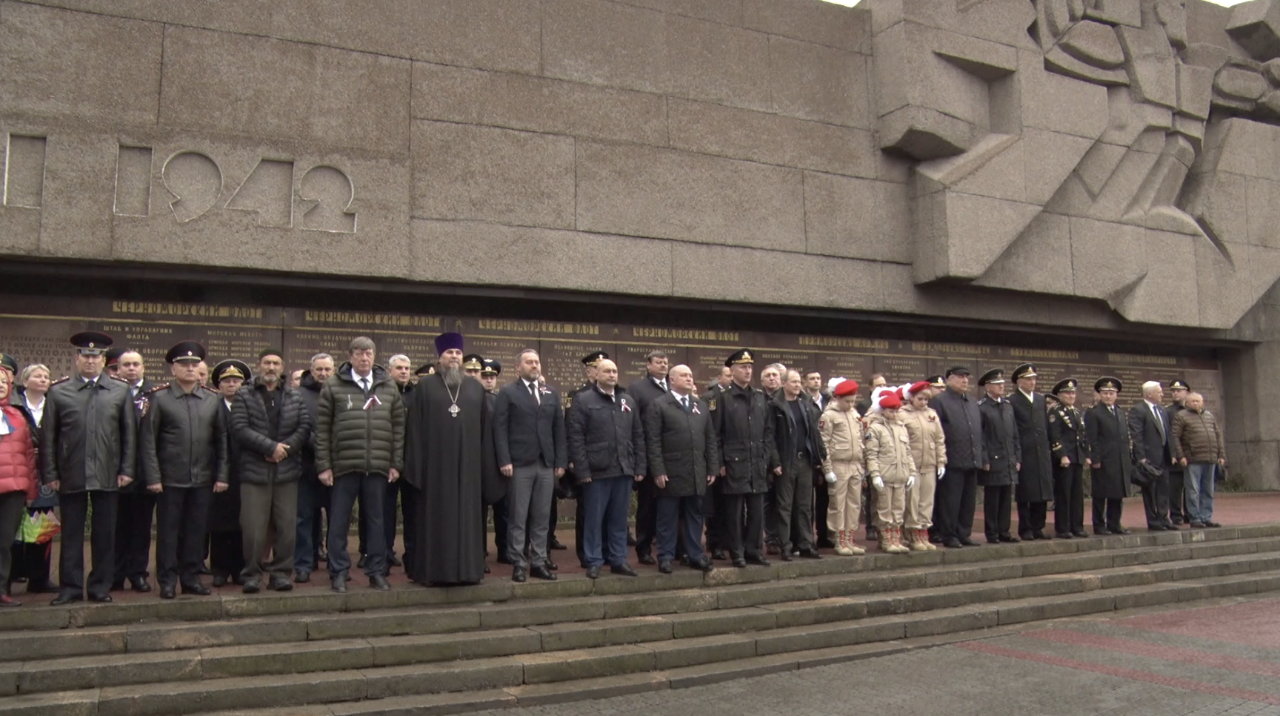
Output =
[{"x1": 0, "y1": 362, "x2": 38, "y2": 606}]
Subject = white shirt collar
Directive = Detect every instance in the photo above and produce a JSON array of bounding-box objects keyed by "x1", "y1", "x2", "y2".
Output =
[{"x1": 1020, "y1": 388, "x2": 1034, "y2": 401}]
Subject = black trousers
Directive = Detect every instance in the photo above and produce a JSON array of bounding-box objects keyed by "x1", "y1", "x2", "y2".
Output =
[
  {"x1": 547, "y1": 496, "x2": 560, "y2": 544},
  {"x1": 383, "y1": 479, "x2": 418, "y2": 563},
  {"x1": 936, "y1": 468, "x2": 978, "y2": 541},
  {"x1": 114, "y1": 490, "x2": 155, "y2": 582},
  {"x1": 209, "y1": 529, "x2": 244, "y2": 581},
  {"x1": 657, "y1": 495, "x2": 705, "y2": 563},
  {"x1": 59, "y1": 490, "x2": 119, "y2": 598},
  {"x1": 156, "y1": 485, "x2": 212, "y2": 588},
  {"x1": 1140, "y1": 466, "x2": 1171, "y2": 528},
  {"x1": 774, "y1": 458, "x2": 815, "y2": 552},
  {"x1": 634, "y1": 478, "x2": 658, "y2": 558},
  {"x1": 487, "y1": 495, "x2": 509, "y2": 561},
  {"x1": 723, "y1": 492, "x2": 764, "y2": 560},
  {"x1": 1016, "y1": 501, "x2": 1048, "y2": 536},
  {"x1": 329, "y1": 474, "x2": 387, "y2": 579},
  {"x1": 1168, "y1": 468, "x2": 1186, "y2": 522},
  {"x1": 1093, "y1": 497, "x2": 1123, "y2": 532},
  {"x1": 983, "y1": 485, "x2": 1013, "y2": 540},
  {"x1": 0, "y1": 491, "x2": 25, "y2": 593},
  {"x1": 814, "y1": 485, "x2": 831, "y2": 545},
  {"x1": 1053, "y1": 463, "x2": 1085, "y2": 535}
]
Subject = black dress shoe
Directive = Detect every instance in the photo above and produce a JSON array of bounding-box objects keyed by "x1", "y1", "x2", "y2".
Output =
[
  {"x1": 586, "y1": 566, "x2": 601, "y2": 579},
  {"x1": 1094, "y1": 528, "x2": 1112, "y2": 536},
  {"x1": 182, "y1": 582, "x2": 211, "y2": 596},
  {"x1": 611, "y1": 563, "x2": 638, "y2": 577},
  {"x1": 484, "y1": 564, "x2": 490, "y2": 574},
  {"x1": 695, "y1": 559, "x2": 715, "y2": 573},
  {"x1": 658, "y1": 560, "x2": 673, "y2": 574},
  {"x1": 1189, "y1": 521, "x2": 1206, "y2": 528},
  {"x1": 1033, "y1": 530, "x2": 1049, "y2": 540},
  {"x1": 88, "y1": 593, "x2": 112, "y2": 603},
  {"x1": 50, "y1": 593, "x2": 82, "y2": 606},
  {"x1": 959, "y1": 537, "x2": 981, "y2": 547},
  {"x1": 129, "y1": 577, "x2": 152, "y2": 593},
  {"x1": 512, "y1": 567, "x2": 528, "y2": 583},
  {"x1": 548, "y1": 538, "x2": 568, "y2": 551},
  {"x1": 780, "y1": 551, "x2": 793, "y2": 562},
  {"x1": 331, "y1": 575, "x2": 347, "y2": 593},
  {"x1": 212, "y1": 574, "x2": 228, "y2": 588},
  {"x1": 1114, "y1": 528, "x2": 1131, "y2": 535},
  {"x1": 545, "y1": 559, "x2": 558, "y2": 571},
  {"x1": 242, "y1": 579, "x2": 261, "y2": 594},
  {"x1": 799, "y1": 548, "x2": 822, "y2": 559},
  {"x1": 389, "y1": 554, "x2": 403, "y2": 567},
  {"x1": 268, "y1": 577, "x2": 293, "y2": 592},
  {"x1": 295, "y1": 571, "x2": 311, "y2": 584},
  {"x1": 370, "y1": 575, "x2": 391, "y2": 591},
  {"x1": 1002, "y1": 535, "x2": 1023, "y2": 543},
  {"x1": 1017, "y1": 533, "x2": 1033, "y2": 542},
  {"x1": 197, "y1": 563, "x2": 212, "y2": 576},
  {"x1": 712, "y1": 549, "x2": 728, "y2": 561},
  {"x1": 745, "y1": 555, "x2": 771, "y2": 566},
  {"x1": 1205, "y1": 521, "x2": 1222, "y2": 528},
  {"x1": 1055, "y1": 532, "x2": 1073, "y2": 539},
  {"x1": 160, "y1": 584, "x2": 176, "y2": 600},
  {"x1": 530, "y1": 565, "x2": 557, "y2": 581},
  {"x1": 943, "y1": 538, "x2": 963, "y2": 548},
  {"x1": 638, "y1": 553, "x2": 656, "y2": 565},
  {"x1": 865, "y1": 526, "x2": 879, "y2": 541},
  {"x1": 356, "y1": 555, "x2": 366, "y2": 569},
  {"x1": 733, "y1": 558, "x2": 747, "y2": 568},
  {"x1": 1073, "y1": 531, "x2": 1089, "y2": 538}
]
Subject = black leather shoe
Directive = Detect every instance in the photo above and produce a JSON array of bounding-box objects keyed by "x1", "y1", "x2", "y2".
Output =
[
  {"x1": 712, "y1": 549, "x2": 728, "y2": 561},
  {"x1": 511, "y1": 567, "x2": 527, "y2": 583},
  {"x1": 88, "y1": 593, "x2": 112, "y2": 603},
  {"x1": 865, "y1": 526, "x2": 879, "y2": 542},
  {"x1": 695, "y1": 558, "x2": 714, "y2": 573},
  {"x1": 658, "y1": 560, "x2": 673, "y2": 574},
  {"x1": 129, "y1": 576, "x2": 152, "y2": 593},
  {"x1": 1003, "y1": 535, "x2": 1023, "y2": 543},
  {"x1": 1114, "y1": 528, "x2": 1132, "y2": 535},
  {"x1": 1055, "y1": 532, "x2": 1073, "y2": 539},
  {"x1": 356, "y1": 555, "x2": 366, "y2": 569},
  {"x1": 732, "y1": 558, "x2": 747, "y2": 568},
  {"x1": 611, "y1": 563, "x2": 638, "y2": 577},
  {"x1": 50, "y1": 593, "x2": 82, "y2": 606},
  {"x1": 484, "y1": 564, "x2": 491, "y2": 574},
  {"x1": 943, "y1": 538, "x2": 963, "y2": 548},
  {"x1": 197, "y1": 563, "x2": 211, "y2": 576},
  {"x1": 268, "y1": 577, "x2": 293, "y2": 592},
  {"x1": 331, "y1": 575, "x2": 347, "y2": 593},
  {"x1": 295, "y1": 571, "x2": 311, "y2": 584},
  {"x1": 160, "y1": 584, "x2": 176, "y2": 600},
  {"x1": 242, "y1": 579, "x2": 261, "y2": 594},
  {"x1": 370, "y1": 575, "x2": 391, "y2": 591},
  {"x1": 1034, "y1": 530, "x2": 1050, "y2": 540},
  {"x1": 586, "y1": 566, "x2": 601, "y2": 579},
  {"x1": 1073, "y1": 531, "x2": 1089, "y2": 538},
  {"x1": 959, "y1": 537, "x2": 981, "y2": 547},
  {"x1": 1189, "y1": 521, "x2": 1206, "y2": 528},
  {"x1": 545, "y1": 559, "x2": 558, "y2": 571},
  {"x1": 548, "y1": 538, "x2": 568, "y2": 551},
  {"x1": 745, "y1": 556, "x2": 771, "y2": 567},
  {"x1": 638, "y1": 553, "x2": 656, "y2": 565},
  {"x1": 1094, "y1": 528, "x2": 1112, "y2": 535},
  {"x1": 530, "y1": 565, "x2": 557, "y2": 581},
  {"x1": 182, "y1": 582, "x2": 211, "y2": 596},
  {"x1": 389, "y1": 554, "x2": 403, "y2": 567},
  {"x1": 212, "y1": 574, "x2": 228, "y2": 588},
  {"x1": 780, "y1": 551, "x2": 793, "y2": 562},
  {"x1": 799, "y1": 548, "x2": 822, "y2": 559},
  {"x1": 1205, "y1": 521, "x2": 1222, "y2": 528}
]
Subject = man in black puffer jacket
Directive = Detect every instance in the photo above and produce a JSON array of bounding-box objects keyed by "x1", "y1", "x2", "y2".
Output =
[
  {"x1": 314, "y1": 337, "x2": 406, "y2": 593},
  {"x1": 231, "y1": 349, "x2": 313, "y2": 594}
]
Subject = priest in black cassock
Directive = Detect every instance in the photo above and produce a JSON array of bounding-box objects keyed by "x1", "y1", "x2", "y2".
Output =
[{"x1": 403, "y1": 332, "x2": 494, "y2": 585}]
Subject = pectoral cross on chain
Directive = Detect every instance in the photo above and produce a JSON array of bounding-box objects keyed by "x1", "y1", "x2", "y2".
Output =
[{"x1": 448, "y1": 404, "x2": 460, "y2": 418}]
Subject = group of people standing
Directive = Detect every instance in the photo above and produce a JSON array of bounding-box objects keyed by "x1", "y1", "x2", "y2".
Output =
[{"x1": 0, "y1": 329, "x2": 1228, "y2": 606}]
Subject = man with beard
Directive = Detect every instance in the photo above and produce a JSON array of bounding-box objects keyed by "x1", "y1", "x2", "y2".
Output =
[
  {"x1": 295, "y1": 353, "x2": 333, "y2": 583},
  {"x1": 404, "y1": 333, "x2": 494, "y2": 585},
  {"x1": 113, "y1": 349, "x2": 157, "y2": 594},
  {"x1": 493, "y1": 349, "x2": 566, "y2": 583}
]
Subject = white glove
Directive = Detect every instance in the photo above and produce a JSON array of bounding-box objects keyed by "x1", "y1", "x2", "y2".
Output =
[
  {"x1": 907, "y1": 474, "x2": 916, "y2": 489},
  {"x1": 872, "y1": 475, "x2": 885, "y2": 491},
  {"x1": 937, "y1": 466, "x2": 946, "y2": 479},
  {"x1": 825, "y1": 472, "x2": 837, "y2": 484}
]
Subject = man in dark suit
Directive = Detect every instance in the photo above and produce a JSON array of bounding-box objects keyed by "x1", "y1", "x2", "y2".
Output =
[
  {"x1": 112, "y1": 348, "x2": 157, "y2": 593},
  {"x1": 624, "y1": 350, "x2": 669, "y2": 565},
  {"x1": 1048, "y1": 379, "x2": 1089, "y2": 538},
  {"x1": 930, "y1": 366, "x2": 985, "y2": 548},
  {"x1": 1086, "y1": 377, "x2": 1134, "y2": 534},
  {"x1": 1010, "y1": 364, "x2": 1053, "y2": 540},
  {"x1": 977, "y1": 369, "x2": 1019, "y2": 544},
  {"x1": 645, "y1": 365, "x2": 718, "y2": 573},
  {"x1": 1128, "y1": 380, "x2": 1177, "y2": 531},
  {"x1": 492, "y1": 349, "x2": 566, "y2": 582},
  {"x1": 771, "y1": 370, "x2": 826, "y2": 560}
]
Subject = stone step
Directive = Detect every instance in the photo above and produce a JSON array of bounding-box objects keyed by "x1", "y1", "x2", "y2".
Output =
[
  {"x1": 3, "y1": 550, "x2": 1277, "y2": 699},
  {"x1": 5, "y1": 523, "x2": 1275, "y2": 636},
  {"x1": 2, "y1": 530, "x2": 1277, "y2": 665},
  {"x1": 3, "y1": 568, "x2": 1276, "y2": 716}
]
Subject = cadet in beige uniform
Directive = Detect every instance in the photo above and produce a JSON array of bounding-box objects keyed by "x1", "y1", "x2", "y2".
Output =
[
  {"x1": 818, "y1": 380, "x2": 865, "y2": 556},
  {"x1": 864, "y1": 391, "x2": 918, "y2": 555},
  {"x1": 900, "y1": 381, "x2": 945, "y2": 552}
]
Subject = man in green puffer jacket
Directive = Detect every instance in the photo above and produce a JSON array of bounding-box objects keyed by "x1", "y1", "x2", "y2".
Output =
[{"x1": 315, "y1": 337, "x2": 406, "y2": 593}]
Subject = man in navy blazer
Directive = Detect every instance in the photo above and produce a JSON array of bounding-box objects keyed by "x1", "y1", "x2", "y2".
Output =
[
  {"x1": 1127, "y1": 381, "x2": 1176, "y2": 531},
  {"x1": 493, "y1": 349, "x2": 566, "y2": 582}
]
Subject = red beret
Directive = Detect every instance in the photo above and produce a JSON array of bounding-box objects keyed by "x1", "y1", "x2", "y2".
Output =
[
  {"x1": 879, "y1": 392, "x2": 902, "y2": 410},
  {"x1": 833, "y1": 380, "x2": 858, "y2": 397},
  {"x1": 909, "y1": 381, "x2": 931, "y2": 397}
]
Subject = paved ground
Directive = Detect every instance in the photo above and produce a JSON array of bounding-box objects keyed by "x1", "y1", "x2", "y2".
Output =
[{"x1": 471, "y1": 594, "x2": 1280, "y2": 716}]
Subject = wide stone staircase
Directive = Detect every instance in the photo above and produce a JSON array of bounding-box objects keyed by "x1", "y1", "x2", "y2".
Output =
[{"x1": 3, "y1": 524, "x2": 1280, "y2": 716}]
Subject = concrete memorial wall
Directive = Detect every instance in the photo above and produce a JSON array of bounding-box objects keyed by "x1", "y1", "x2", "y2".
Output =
[{"x1": 0, "y1": 0, "x2": 1277, "y2": 487}]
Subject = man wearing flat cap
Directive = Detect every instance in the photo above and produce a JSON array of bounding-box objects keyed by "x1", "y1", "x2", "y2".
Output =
[
  {"x1": 1048, "y1": 379, "x2": 1089, "y2": 538},
  {"x1": 929, "y1": 366, "x2": 985, "y2": 549},
  {"x1": 403, "y1": 332, "x2": 496, "y2": 585},
  {"x1": 977, "y1": 369, "x2": 1020, "y2": 544},
  {"x1": 139, "y1": 341, "x2": 229, "y2": 599},
  {"x1": 1086, "y1": 377, "x2": 1134, "y2": 535},
  {"x1": 43, "y1": 332, "x2": 137, "y2": 605},
  {"x1": 1010, "y1": 364, "x2": 1053, "y2": 541}
]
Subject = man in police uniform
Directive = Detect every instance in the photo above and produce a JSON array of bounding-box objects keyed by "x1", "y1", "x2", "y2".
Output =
[
  {"x1": 463, "y1": 354, "x2": 484, "y2": 380},
  {"x1": 113, "y1": 348, "x2": 158, "y2": 593},
  {"x1": 1167, "y1": 379, "x2": 1190, "y2": 525},
  {"x1": 480, "y1": 358, "x2": 507, "y2": 568},
  {"x1": 480, "y1": 359, "x2": 501, "y2": 395},
  {"x1": 977, "y1": 368, "x2": 1020, "y2": 544},
  {"x1": 43, "y1": 332, "x2": 137, "y2": 605},
  {"x1": 1087, "y1": 377, "x2": 1134, "y2": 534},
  {"x1": 1048, "y1": 379, "x2": 1089, "y2": 538},
  {"x1": 709, "y1": 349, "x2": 780, "y2": 568},
  {"x1": 1010, "y1": 364, "x2": 1053, "y2": 541},
  {"x1": 567, "y1": 351, "x2": 609, "y2": 567},
  {"x1": 139, "y1": 342, "x2": 229, "y2": 599}
]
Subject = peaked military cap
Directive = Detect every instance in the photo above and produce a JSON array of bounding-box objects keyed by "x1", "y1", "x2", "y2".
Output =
[
  {"x1": 1051, "y1": 378, "x2": 1079, "y2": 396},
  {"x1": 581, "y1": 351, "x2": 609, "y2": 367},
  {"x1": 72, "y1": 331, "x2": 112, "y2": 356},
  {"x1": 1169, "y1": 379, "x2": 1190, "y2": 391},
  {"x1": 104, "y1": 347, "x2": 125, "y2": 367},
  {"x1": 462, "y1": 354, "x2": 484, "y2": 371},
  {"x1": 927, "y1": 375, "x2": 945, "y2": 389},
  {"x1": 166, "y1": 341, "x2": 206, "y2": 364},
  {"x1": 481, "y1": 358, "x2": 501, "y2": 376},
  {"x1": 211, "y1": 359, "x2": 251, "y2": 385},
  {"x1": 977, "y1": 368, "x2": 1005, "y2": 386},
  {"x1": 1094, "y1": 376, "x2": 1122, "y2": 393},
  {"x1": 414, "y1": 363, "x2": 436, "y2": 377},
  {"x1": 945, "y1": 365, "x2": 970, "y2": 378},
  {"x1": 0, "y1": 352, "x2": 17, "y2": 376},
  {"x1": 725, "y1": 349, "x2": 755, "y2": 367},
  {"x1": 1012, "y1": 363, "x2": 1037, "y2": 381}
]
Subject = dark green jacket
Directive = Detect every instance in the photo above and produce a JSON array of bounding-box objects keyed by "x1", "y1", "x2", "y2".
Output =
[{"x1": 314, "y1": 363, "x2": 406, "y2": 478}]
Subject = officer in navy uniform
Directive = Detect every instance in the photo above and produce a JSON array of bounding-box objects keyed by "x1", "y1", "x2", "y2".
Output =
[
  {"x1": 1010, "y1": 364, "x2": 1053, "y2": 541},
  {"x1": 139, "y1": 342, "x2": 229, "y2": 599},
  {"x1": 1086, "y1": 377, "x2": 1134, "y2": 535},
  {"x1": 976, "y1": 368, "x2": 1020, "y2": 544},
  {"x1": 1048, "y1": 378, "x2": 1089, "y2": 538},
  {"x1": 209, "y1": 359, "x2": 251, "y2": 587},
  {"x1": 480, "y1": 358, "x2": 506, "y2": 573},
  {"x1": 567, "y1": 351, "x2": 610, "y2": 568}
]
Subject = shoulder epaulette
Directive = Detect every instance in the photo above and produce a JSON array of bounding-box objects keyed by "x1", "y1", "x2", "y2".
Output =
[
  {"x1": 200, "y1": 384, "x2": 219, "y2": 394},
  {"x1": 108, "y1": 374, "x2": 127, "y2": 383},
  {"x1": 146, "y1": 383, "x2": 170, "y2": 395},
  {"x1": 51, "y1": 376, "x2": 71, "y2": 386}
]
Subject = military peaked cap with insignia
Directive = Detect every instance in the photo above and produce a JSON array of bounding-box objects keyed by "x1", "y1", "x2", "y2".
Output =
[
  {"x1": 581, "y1": 351, "x2": 609, "y2": 367},
  {"x1": 415, "y1": 363, "x2": 436, "y2": 377},
  {"x1": 211, "y1": 359, "x2": 251, "y2": 385},
  {"x1": 0, "y1": 352, "x2": 17, "y2": 376},
  {"x1": 1051, "y1": 378, "x2": 1079, "y2": 396},
  {"x1": 481, "y1": 358, "x2": 501, "y2": 376},
  {"x1": 104, "y1": 347, "x2": 125, "y2": 367},
  {"x1": 725, "y1": 349, "x2": 754, "y2": 367},
  {"x1": 977, "y1": 368, "x2": 1005, "y2": 386},
  {"x1": 165, "y1": 341, "x2": 206, "y2": 364},
  {"x1": 1095, "y1": 376, "x2": 1122, "y2": 393},
  {"x1": 1169, "y1": 379, "x2": 1190, "y2": 391},
  {"x1": 1012, "y1": 363, "x2": 1037, "y2": 381},
  {"x1": 71, "y1": 331, "x2": 112, "y2": 356},
  {"x1": 928, "y1": 375, "x2": 945, "y2": 389},
  {"x1": 462, "y1": 354, "x2": 484, "y2": 371},
  {"x1": 945, "y1": 365, "x2": 970, "y2": 378}
]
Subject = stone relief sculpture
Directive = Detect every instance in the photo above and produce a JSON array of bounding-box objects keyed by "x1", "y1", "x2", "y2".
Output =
[{"x1": 869, "y1": 0, "x2": 1280, "y2": 328}]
